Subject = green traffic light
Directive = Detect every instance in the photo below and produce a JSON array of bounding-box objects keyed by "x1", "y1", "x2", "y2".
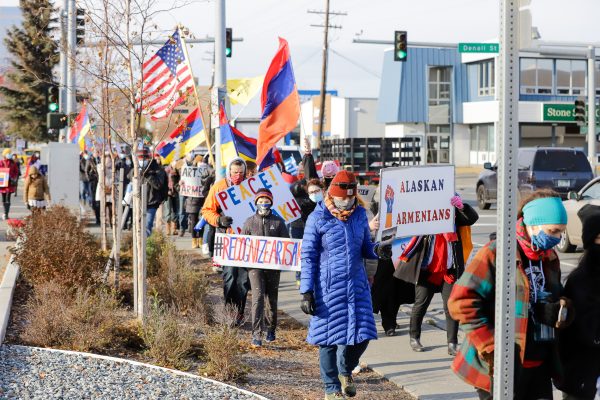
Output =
[
  {"x1": 397, "y1": 50, "x2": 407, "y2": 59},
  {"x1": 225, "y1": 48, "x2": 232, "y2": 57},
  {"x1": 48, "y1": 103, "x2": 59, "y2": 112}
]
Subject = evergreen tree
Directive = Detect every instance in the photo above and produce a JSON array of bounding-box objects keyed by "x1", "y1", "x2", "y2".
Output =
[{"x1": 0, "y1": 0, "x2": 59, "y2": 142}]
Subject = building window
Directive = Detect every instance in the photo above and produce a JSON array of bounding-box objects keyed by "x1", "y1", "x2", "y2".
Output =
[
  {"x1": 596, "y1": 61, "x2": 600, "y2": 96},
  {"x1": 428, "y1": 67, "x2": 451, "y2": 106},
  {"x1": 478, "y1": 60, "x2": 495, "y2": 96},
  {"x1": 520, "y1": 58, "x2": 553, "y2": 94},
  {"x1": 556, "y1": 59, "x2": 586, "y2": 95}
]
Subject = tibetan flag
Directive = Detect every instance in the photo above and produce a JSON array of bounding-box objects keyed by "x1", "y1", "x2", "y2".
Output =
[
  {"x1": 69, "y1": 103, "x2": 91, "y2": 151},
  {"x1": 155, "y1": 107, "x2": 206, "y2": 164},
  {"x1": 256, "y1": 38, "x2": 300, "y2": 165},
  {"x1": 220, "y1": 104, "x2": 279, "y2": 169}
]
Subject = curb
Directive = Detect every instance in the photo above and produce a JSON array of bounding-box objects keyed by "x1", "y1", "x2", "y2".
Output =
[
  {"x1": 6, "y1": 344, "x2": 268, "y2": 399},
  {"x1": 0, "y1": 256, "x2": 19, "y2": 345}
]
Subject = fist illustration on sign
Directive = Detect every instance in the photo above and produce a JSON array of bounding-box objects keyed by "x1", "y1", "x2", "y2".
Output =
[{"x1": 384, "y1": 185, "x2": 395, "y2": 228}]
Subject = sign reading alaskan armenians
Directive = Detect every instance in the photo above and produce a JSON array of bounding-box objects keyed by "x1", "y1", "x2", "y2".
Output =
[{"x1": 377, "y1": 165, "x2": 455, "y2": 239}]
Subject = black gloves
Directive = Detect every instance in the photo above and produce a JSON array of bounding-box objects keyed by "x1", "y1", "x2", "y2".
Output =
[
  {"x1": 533, "y1": 297, "x2": 575, "y2": 329},
  {"x1": 375, "y1": 243, "x2": 392, "y2": 259},
  {"x1": 27, "y1": 204, "x2": 31, "y2": 210},
  {"x1": 300, "y1": 292, "x2": 316, "y2": 315},
  {"x1": 218, "y1": 216, "x2": 233, "y2": 228}
]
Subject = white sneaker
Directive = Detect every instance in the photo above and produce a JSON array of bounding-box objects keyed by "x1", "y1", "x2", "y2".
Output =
[{"x1": 201, "y1": 243, "x2": 210, "y2": 255}]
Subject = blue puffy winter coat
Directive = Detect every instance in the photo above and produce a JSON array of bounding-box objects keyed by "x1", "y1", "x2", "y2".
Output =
[{"x1": 300, "y1": 202, "x2": 378, "y2": 346}]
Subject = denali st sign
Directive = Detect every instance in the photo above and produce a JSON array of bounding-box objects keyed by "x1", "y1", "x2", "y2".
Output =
[{"x1": 543, "y1": 103, "x2": 600, "y2": 122}]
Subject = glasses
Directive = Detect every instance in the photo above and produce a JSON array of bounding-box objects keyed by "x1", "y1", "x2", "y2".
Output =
[
  {"x1": 331, "y1": 182, "x2": 357, "y2": 190},
  {"x1": 308, "y1": 189, "x2": 322, "y2": 195}
]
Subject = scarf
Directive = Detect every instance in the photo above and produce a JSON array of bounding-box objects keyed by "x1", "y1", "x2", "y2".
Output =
[
  {"x1": 324, "y1": 194, "x2": 357, "y2": 222},
  {"x1": 516, "y1": 217, "x2": 551, "y2": 261}
]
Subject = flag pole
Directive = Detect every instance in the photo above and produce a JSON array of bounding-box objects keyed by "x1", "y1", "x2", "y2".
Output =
[{"x1": 178, "y1": 25, "x2": 215, "y2": 166}]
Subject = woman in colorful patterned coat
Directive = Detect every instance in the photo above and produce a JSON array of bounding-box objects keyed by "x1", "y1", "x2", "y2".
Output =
[
  {"x1": 300, "y1": 170, "x2": 391, "y2": 400},
  {"x1": 448, "y1": 189, "x2": 575, "y2": 400}
]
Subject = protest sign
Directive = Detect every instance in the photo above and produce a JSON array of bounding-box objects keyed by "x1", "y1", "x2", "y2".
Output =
[
  {"x1": 357, "y1": 185, "x2": 376, "y2": 204},
  {"x1": 213, "y1": 233, "x2": 302, "y2": 271},
  {"x1": 216, "y1": 166, "x2": 301, "y2": 233},
  {"x1": 0, "y1": 168, "x2": 9, "y2": 188},
  {"x1": 179, "y1": 165, "x2": 210, "y2": 198},
  {"x1": 377, "y1": 165, "x2": 455, "y2": 239}
]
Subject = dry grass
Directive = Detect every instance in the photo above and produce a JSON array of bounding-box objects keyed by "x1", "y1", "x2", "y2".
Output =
[
  {"x1": 21, "y1": 282, "x2": 122, "y2": 352},
  {"x1": 138, "y1": 296, "x2": 195, "y2": 370},
  {"x1": 200, "y1": 304, "x2": 249, "y2": 381},
  {"x1": 146, "y1": 231, "x2": 170, "y2": 276},
  {"x1": 14, "y1": 205, "x2": 106, "y2": 288}
]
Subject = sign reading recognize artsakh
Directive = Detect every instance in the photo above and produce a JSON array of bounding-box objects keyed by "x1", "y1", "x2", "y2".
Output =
[
  {"x1": 377, "y1": 165, "x2": 455, "y2": 239},
  {"x1": 213, "y1": 233, "x2": 301, "y2": 271},
  {"x1": 216, "y1": 166, "x2": 301, "y2": 233}
]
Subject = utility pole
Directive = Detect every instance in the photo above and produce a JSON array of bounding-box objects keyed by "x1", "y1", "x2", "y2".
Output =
[
  {"x1": 588, "y1": 46, "x2": 597, "y2": 170},
  {"x1": 66, "y1": 0, "x2": 76, "y2": 119},
  {"x1": 59, "y1": 0, "x2": 68, "y2": 142},
  {"x1": 495, "y1": 0, "x2": 519, "y2": 398},
  {"x1": 212, "y1": 0, "x2": 226, "y2": 179},
  {"x1": 308, "y1": 2, "x2": 346, "y2": 153}
]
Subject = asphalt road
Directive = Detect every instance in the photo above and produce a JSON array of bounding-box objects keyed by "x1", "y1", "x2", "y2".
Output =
[{"x1": 421, "y1": 174, "x2": 582, "y2": 327}]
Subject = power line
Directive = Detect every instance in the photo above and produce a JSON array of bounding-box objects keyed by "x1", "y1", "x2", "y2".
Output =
[{"x1": 329, "y1": 48, "x2": 381, "y2": 79}]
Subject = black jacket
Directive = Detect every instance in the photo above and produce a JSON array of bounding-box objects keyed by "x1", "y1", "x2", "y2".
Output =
[
  {"x1": 242, "y1": 212, "x2": 289, "y2": 239},
  {"x1": 127, "y1": 160, "x2": 168, "y2": 209},
  {"x1": 289, "y1": 180, "x2": 316, "y2": 230},
  {"x1": 556, "y1": 255, "x2": 600, "y2": 399},
  {"x1": 80, "y1": 158, "x2": 89, "y2": 182},
  {"x1": 393, "y1": 203, "x2": 479, "y2": 287}
]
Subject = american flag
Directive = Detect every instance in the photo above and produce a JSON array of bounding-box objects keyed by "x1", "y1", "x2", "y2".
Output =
[{"x1": 137, "y1": 29, "x2": 194, "y2": 120}]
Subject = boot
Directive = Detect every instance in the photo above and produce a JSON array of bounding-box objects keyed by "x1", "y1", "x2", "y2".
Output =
[
  {"x1": 192, "y1": 238, "x2": 199, "y2": 249},
  {"x1": 171, "y1": 222, "x2": 179, "y2": 236},
  {"x1": 197, "y1": 238, "x2": 203, "y2": 248}
]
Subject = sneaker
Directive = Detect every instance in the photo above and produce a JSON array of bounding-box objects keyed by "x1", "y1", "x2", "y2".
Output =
[
  {"x1": 265, "y1": 331, "x2": 276, "y2": 343},
  {"x1": 201, "y1": 243, "x2": 210, "y2": 255},
  {"x1": 251, "y1": 338, "x2": 262, "y2": 347},
  {"x1": 410, "y1": 338, "x2": 425, "y2": 352},
  {"x1": 235, "y1": 313, "x2": 245, "y2": 327},
  {"x1": 324, "y1": 392, "x2": 345, "y2": 400},
  {"x1": 385, "y1": 328, "x2": 396, "y2": 337},
  {"x1": 338, "y1": 375, "x2": 356, "y2": 397},
  {"x1": 448, "y1": 343, "x2": 458, "y2": 356}
]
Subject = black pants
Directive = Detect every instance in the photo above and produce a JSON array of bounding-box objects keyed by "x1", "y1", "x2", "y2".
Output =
[
  {"x1": 188, "y1": 212, "x2": 202, "y2": 239},
  {"x1": 372, "y1": 259, "x2": 416, "y2": 332},
  {"x1": 2, "y1": 192, "x2": 11, "y2": 218},
  {"x1": 222, "y1": 265, "x2": 249, "y2": 316},
  {"x1": 476, "y1": 361, "x2": 553, "y2": 400},
  {"x1": 248, "y1": 268, "x2": 280, "y2": 339},
  {"x1": 410, "y1": 281, "x2": 458, "y2": 344}
]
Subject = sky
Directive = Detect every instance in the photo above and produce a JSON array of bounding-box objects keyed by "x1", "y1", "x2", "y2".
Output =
[{"x1": 1, "y1": 0, "x2": 600, "y2": 117}]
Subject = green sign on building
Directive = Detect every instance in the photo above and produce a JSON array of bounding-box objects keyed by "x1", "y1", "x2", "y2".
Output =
[
  {"x1": 458, "y1": 43, "x2": 499, "y2": 53},
  {"x1": 543, "y1": 103, "x2": 600, "y2": 122}
]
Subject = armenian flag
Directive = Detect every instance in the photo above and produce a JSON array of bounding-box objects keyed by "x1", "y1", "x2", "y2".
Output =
[
  {"x1": 155, "y1": 107, "x2": 206, "y2": 164},
  {"x1": 220, "y1": 104, "x2": 280, "y2": 169},
  {"x1": 256, "y1": 38, "x2": 300, "y2": 165},
  {"x1": 69, "y1": 103, "x2": 91, "y2": 151}
]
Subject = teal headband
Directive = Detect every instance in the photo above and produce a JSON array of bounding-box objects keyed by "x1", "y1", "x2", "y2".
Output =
[{"x1": 523, "y1": 197, "x2": 567, "y2": 226}]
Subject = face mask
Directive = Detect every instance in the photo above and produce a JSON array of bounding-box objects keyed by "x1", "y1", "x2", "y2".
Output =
[
  {"x1": 230, "y1": 174, "x2": 244, "y2": 185},
  {"x1": 333, "y1": 198, "x2": 354, "y2": 211},
  {"x1": 125, "y1": 159, "x2": 132, "y2": 166},
  {"x1": 531, "y1": 230, "x2": 561, "y2": 250},
  {"x1": 309, "y1": 192, "x2": 323, "y2": 203},
  {"x1": 83, "y1": 155, "x2": 90, "y2": 160},
  {"x1": 139, "y1": 159, "x2": 148, "y2": 168},
  {"x1": 257, "y1": 203, "x2": 272, "y2": 215}
]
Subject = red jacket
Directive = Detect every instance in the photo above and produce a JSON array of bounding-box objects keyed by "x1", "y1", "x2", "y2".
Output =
[{"x1": 0, "y1": 159, "x2": 19, "y2": 194}]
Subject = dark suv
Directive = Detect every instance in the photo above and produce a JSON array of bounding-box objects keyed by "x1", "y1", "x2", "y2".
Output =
[{"x1": 476, "y1": 147, "x2": 593, "y2": 210}]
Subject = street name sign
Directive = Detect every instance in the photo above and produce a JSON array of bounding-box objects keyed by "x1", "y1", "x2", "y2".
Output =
[{"x1": 458, "y1": 43, "x2": 499, "y2": 53}]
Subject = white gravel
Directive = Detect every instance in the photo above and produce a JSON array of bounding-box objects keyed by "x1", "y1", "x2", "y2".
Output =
[{"x1": 0, "y1": 345, "x2": 264, "y2": 400}]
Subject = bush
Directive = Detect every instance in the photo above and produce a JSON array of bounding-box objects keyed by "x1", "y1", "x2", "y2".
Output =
[
  {"x1": 146, "y1": 231, "x2": 170, "y2": 276},
  {"x1": 152, "y1": 245, "x2": 211, "y2": 325},
  {"x1": 139, "y1": 296, "x2": 194, "y2": 370},
  {"x1": 14, "y1": 205, "x2": 106, "y2": 288},
  {"x1": 22, "y1": 282, "x2": 122, "y2": 352},
  {"x1": 201, "y1": 304, "x2": 248, "y2": 381}
]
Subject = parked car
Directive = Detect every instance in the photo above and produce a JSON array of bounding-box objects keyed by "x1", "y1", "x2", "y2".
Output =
[
  {"x1": 558, "y1": 177, "x2": 600, "y2": 252},
  {"x1": 476, "y1": 147, "x2": 593, "y2": 210}
]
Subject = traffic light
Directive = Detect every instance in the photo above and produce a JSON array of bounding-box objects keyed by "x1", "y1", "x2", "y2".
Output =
[
  {"x1": 47, "y1": 85, "x2": 59, "y2": 112},
  {"x1": 225, "y1": 28, "x2": 232, "y2": 57},
  {"x1": 574, "y1": 99, "x2": 586, "y2": 127},
  {"x1": 394, "y1": 31, "x2": 407, "y2": 62},
  {"x1": 47, "y1": 112, "x2": 68, "y2": 129},
  {"x1": 76, "y1": 8, "x2": 85, "y2": 45}
]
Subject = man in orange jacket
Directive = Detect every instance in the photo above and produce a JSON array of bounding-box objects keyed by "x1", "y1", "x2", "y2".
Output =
[{"x1": 202, "y1": 157, "x2": 249, "y2": 325}]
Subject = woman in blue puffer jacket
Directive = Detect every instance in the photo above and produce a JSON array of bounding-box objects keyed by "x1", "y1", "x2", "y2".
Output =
[{"x1": 300, "y1": 170, "x2": 391, "y2": 400}]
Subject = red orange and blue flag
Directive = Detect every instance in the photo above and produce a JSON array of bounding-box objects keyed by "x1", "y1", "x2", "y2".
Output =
[{"x1": 256, "y1": 38, "x2": 300, "y2": 165}]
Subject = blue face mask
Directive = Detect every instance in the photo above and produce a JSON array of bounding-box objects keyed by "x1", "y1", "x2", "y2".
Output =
[
  {"x1": 309, "y1": 192, "x2": 323, "y2": 203},
  {"x1": 531, "y1": 230, "x2": 561, "y2": 250},
  {"x1": 257, "y1": 203, "x2": 272, "y2": 215}
]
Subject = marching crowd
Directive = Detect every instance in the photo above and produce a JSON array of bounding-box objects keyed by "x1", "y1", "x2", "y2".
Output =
[{"x1": 68, "y1": 141, "x2": 600, "y2": 400}]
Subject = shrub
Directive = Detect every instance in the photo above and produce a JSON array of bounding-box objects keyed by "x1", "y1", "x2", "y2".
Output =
[
  {"x1": 201, "y1": 304, "x2": 248, "y2": 381},
  {"x1": 152, "y1": 245, "x2": 211, "y2": 325},
  {"x1": 139, "y1": 297, "x2": 194, "y2": 370},
  {"x1": 22, "y1": 282, "x2": 122, "y2": 352},
  {"x1": 14, "y1": 205, "x2": 106, "y2": 288},
  {"x1": 146, "y1": 231, "x2": 170, "y2": 276}
]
